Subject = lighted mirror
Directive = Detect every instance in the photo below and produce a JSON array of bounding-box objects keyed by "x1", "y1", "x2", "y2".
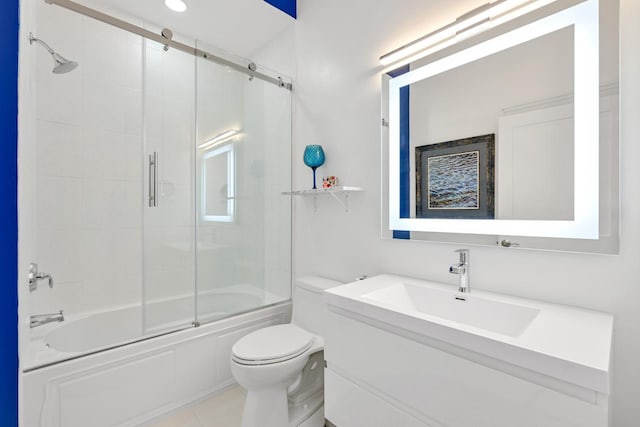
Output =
[
  {"x1": 202, "y1": 144, "x2": 235, "y2": 222},
  {"x1": 386, "y1": 0, "x2": 612, "y2": 241}
]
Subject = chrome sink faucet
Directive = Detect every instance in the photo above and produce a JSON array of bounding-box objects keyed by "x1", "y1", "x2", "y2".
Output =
[
  {"x1": 449, "y1": 249, "x2": 470, "y2": 293},
  {"x1": 30, "y1": 310, "x2": 64, "y2": 328}
]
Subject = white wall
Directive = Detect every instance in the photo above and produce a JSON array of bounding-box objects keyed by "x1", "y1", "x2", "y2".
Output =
[
  {"x1": 409, "y1": 26, "x2": 574, "y2": 146},
  {"x1": 293, "y1": 0, "x2": 640, "y2": 425}
]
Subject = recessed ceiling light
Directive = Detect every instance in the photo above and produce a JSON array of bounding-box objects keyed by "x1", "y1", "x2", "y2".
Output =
[{"x1": 165, "y1": 0, "x2": 187, "y2": 12}]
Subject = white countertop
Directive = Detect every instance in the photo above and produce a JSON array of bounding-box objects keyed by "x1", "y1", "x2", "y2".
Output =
[{"x1": 324, "y1": 274, "x2": 613, "y2": 395}]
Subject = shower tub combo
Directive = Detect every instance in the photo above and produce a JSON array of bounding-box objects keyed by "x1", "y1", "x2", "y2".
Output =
[
  {"x1": 23, "y1": 291, "x2": 291, "y2": 427},
  {"x1": 20, "y1": 0, "x2": 294, "y2": 425}
]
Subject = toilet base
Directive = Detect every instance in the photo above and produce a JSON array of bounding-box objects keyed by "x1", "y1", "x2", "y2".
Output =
[
  {"x1": 295, "y1": 404, "x2": 325, "y2": 427},
  {"x1": 241, "y1": 385, "x2": 290, "y2": 427},
  {"x1": 240, "y1": 387, "x2": 324, "y2": 427}
]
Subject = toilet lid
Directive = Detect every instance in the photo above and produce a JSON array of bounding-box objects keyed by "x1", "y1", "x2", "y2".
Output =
[{"x1": 232, "y1": 324, "x2": 313, "y2": 365}]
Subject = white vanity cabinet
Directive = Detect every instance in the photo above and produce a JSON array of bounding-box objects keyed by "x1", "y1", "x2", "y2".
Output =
[{"x1": 323, "y1": 275, "x2": 613, "y2": 427}]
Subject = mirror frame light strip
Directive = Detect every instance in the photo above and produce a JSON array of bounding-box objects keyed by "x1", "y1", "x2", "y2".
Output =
[
  {"x1": 42, "y1": 0, "x2": 293, "y2": 91},
  {"x1": 388, "y1": 0, "x2": 599, "y2": 239}
]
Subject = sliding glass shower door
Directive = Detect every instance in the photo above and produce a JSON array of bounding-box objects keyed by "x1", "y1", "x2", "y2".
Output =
[
  {"x1": 141, "y1": 38, "x2": 293, "y2": 335},
  {"x1": 142, "y1": 38, "x2": 196, "y2": 334},
  {"x1": 194, "y1": 43, "x2": 292, "y2": 324}
]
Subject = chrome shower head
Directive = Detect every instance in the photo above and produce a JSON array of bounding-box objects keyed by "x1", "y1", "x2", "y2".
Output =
[
  {"x1": 51, "y1": 52, "x2": 78, "y2": 74},
  {"x1": 29, "y1": 33, "x2": 78, "y2": 74}
]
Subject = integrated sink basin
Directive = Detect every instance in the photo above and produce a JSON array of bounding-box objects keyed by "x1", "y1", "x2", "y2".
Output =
[
  {"x1": 362, "y1": 282, "x2": 539, "y2": 337},
  {"x1": 324, "y1": 274, "x2": 614, "y2": 395}
]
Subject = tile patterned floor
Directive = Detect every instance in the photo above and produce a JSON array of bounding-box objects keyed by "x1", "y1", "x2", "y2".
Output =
[{"x1": 147, "y1": 385, "x2": 246, "y2": 427}]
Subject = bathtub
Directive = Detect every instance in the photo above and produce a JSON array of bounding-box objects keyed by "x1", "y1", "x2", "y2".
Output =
[
  {"x1": 25, "y1": 287, "x2": 272, "y2": 367},
  {"x1": 42, "y1": 292, "x2": 261, "y2": 353},
  {"x1": 23, "y1": 289, "x2": 291, "y2": 427}
]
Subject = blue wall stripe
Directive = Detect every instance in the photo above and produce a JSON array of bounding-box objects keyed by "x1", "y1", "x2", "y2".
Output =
[
  {"x1": 393, "y1": 230, "x2": 411, "y2": 240},
  {"x1": 263, "y1": 0, "x2": 297, "y2": 19},
  {"x1": 0, "y1": 0, "x2": 19, "y2": 424},
  {"x1": 386, "y1": 65, "x2": 409, "y2": 79},
  {"x1": 387, "y1": 66, "x2": 410, "y2": 239},
  {"x1": 399, "y1": 84, "x2": 410, "y2": 219}
]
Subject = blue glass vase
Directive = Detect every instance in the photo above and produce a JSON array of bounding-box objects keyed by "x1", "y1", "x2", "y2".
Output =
[{"x1": 303, "y1": 145, "x2": 325, "y2": 189}]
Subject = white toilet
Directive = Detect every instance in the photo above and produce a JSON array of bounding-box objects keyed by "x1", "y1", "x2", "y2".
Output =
[{"x1": 231, "y1": 276, "x2": 342, "y2": 427}]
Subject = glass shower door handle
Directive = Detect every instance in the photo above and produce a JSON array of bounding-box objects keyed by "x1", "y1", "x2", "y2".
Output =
[{"x1": 149, "y1": 152, "x2": 158, "y2": 207}]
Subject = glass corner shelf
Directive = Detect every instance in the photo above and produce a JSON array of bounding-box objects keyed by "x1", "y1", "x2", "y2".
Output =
[{"x1": 282, "y1": 186, "x2": 364, "y2": 212}]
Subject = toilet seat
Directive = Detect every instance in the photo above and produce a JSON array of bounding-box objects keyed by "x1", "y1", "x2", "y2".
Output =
[{"x1": 232, "y1": 324, "x2": 314, "y2": 365}]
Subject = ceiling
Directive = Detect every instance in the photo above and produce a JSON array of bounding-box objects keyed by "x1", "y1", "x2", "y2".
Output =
[{"x1": 78, "y1": 0, "x2": 295, "y2": 58}]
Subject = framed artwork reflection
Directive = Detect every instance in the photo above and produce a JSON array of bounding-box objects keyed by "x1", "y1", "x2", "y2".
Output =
[{"x1": 416, "y1": 134, "x2": 495, "y2": 219}]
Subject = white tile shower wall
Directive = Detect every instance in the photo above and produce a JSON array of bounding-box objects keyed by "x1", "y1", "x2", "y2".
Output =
[
  {"x1": 293, "y1": 0, "x2": 639, "y2": 425},
  {"x1": 32, "y1": 2, "x2": 143, "y2": 316}
]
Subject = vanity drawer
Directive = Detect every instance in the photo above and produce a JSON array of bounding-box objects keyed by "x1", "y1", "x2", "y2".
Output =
[
  {"x1": 325, "y1": 368, "x2": 428, "y2": 427},
  {"x1": 324, "y1": 310, "x2": 609, "y2": 427}
]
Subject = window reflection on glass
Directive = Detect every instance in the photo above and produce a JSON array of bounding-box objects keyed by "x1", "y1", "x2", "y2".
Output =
[{"x1": 202, "y1": 144, "x2": 235, "y2": 222}]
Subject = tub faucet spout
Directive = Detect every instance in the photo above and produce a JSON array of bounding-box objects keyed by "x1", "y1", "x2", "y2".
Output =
[
  {"x1": 449, "y1": 249, "x2": 470, "y2": 293},
  {"x1": 30, "y1": 310, "x2": 64, "y2": 328}
]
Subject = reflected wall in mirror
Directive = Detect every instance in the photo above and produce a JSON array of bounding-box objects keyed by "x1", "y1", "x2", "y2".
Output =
[
  {"x1": 382, "y1": 0, "x2": 619, "y2": 252},
  {"x1": 409, "y1": 26, "x2": 573, "y2": 222},
  {"x1": 202, "y1": 143, "x2": 235, "y2": 222}
]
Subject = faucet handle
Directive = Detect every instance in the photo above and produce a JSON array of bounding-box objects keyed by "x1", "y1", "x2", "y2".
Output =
[
  {"x1": 28, "y1": 263, "x2": 54, "y2": 292},
  {"x1": 40, "y1": 272, "x2": 54, "y2": 288}
]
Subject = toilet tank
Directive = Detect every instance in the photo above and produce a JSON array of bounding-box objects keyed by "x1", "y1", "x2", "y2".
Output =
[{"x1": 291, "y1": 276, "x2": 343, "y2": 337}]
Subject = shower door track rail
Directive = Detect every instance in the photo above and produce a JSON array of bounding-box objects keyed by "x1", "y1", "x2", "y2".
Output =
[{"x1": 43, "y1": 0, "x2": 294, "y2": 91}]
